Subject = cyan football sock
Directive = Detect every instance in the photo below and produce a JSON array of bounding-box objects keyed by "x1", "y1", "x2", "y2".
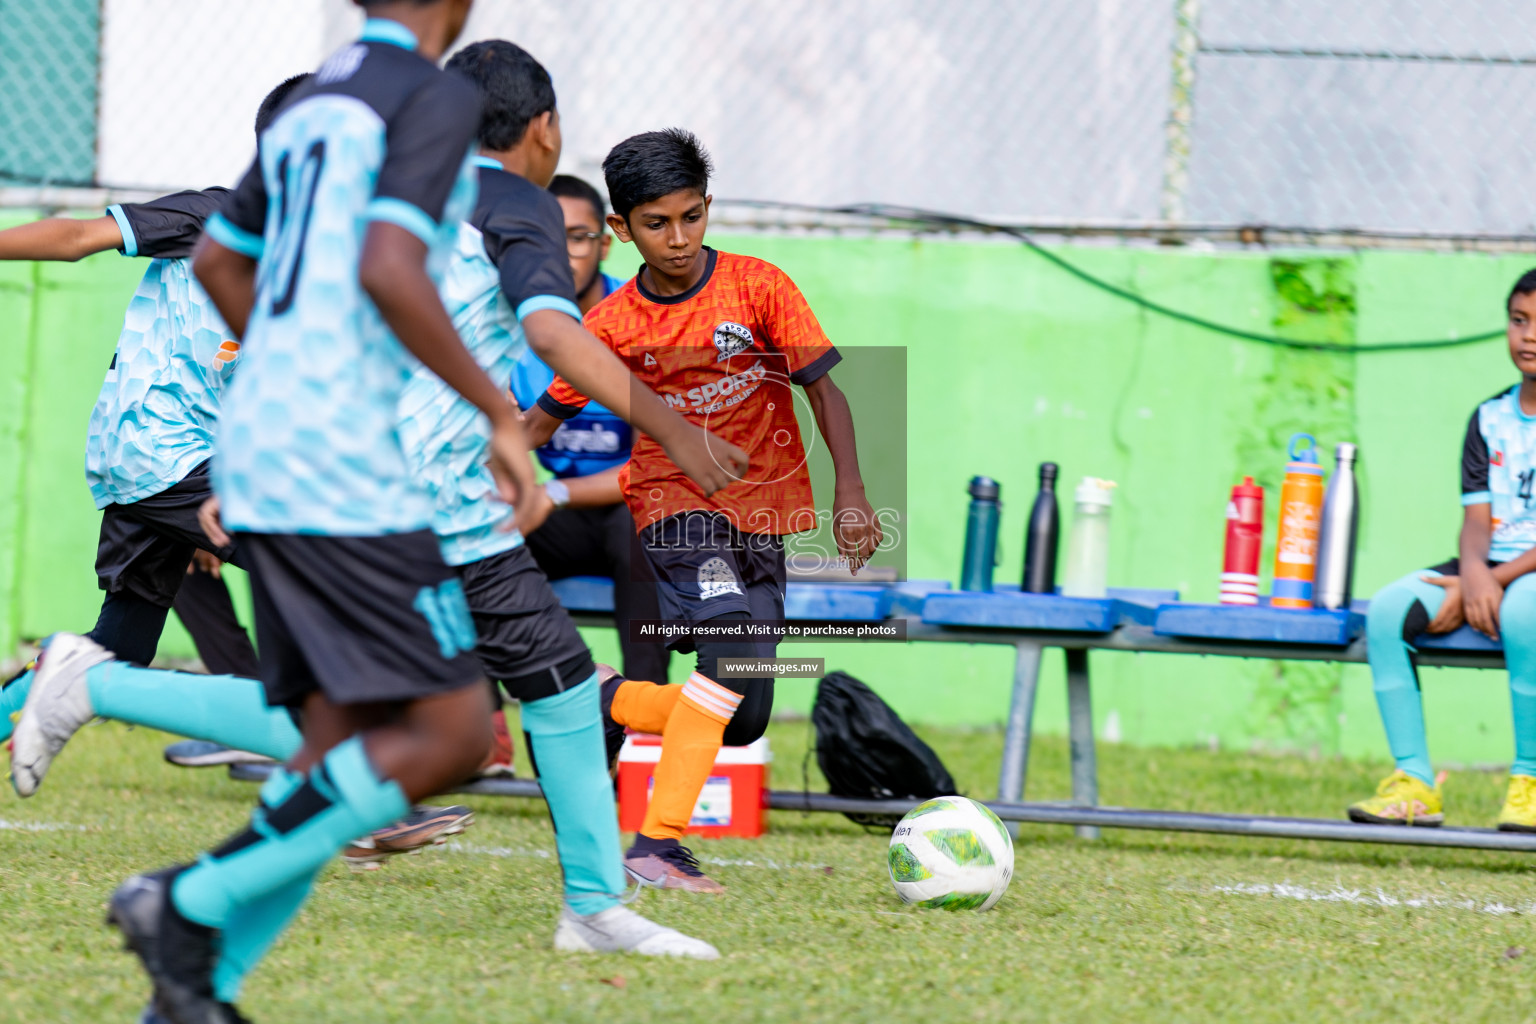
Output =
[
  {"x1": 1501, "y1": 576, "x2": 1536, "y2": 778},
  {"x1": 88, "y1": 588, "x2": 171, "y2": 667},
  {"x1": 172, "y1": 736, "x2": 407, "y2": 930},
  {"x1": 1366, "y1": 571, "x2": 1446, "y2": 786},
  {"x1": 86, "y1": 662, "x2": 301, "y2": 761},
  {"x1": 522, "y1": 674, "x2": 625, "y2": 916},
  {"x1": 211, "y1": 767, "x2": 320, "y2": 1002},
  {"x1": 0, "y1": 667, "x2": 33, "y2": 743}
]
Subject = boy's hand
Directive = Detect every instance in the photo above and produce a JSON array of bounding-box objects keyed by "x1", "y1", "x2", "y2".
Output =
[
  {"x1": 188, "y1": 549, "x2": 224, "y2": 580},
  {"x1": 198, "y1": 496, "x2": 231, "y2": 549},
  {"x1": 832, "y1": 483, "x2": 882, "y2": 574},
  {"x1": 1422, "y1": 575, "x2": 1464, "y2": 634},
  {"x1": 485, "y1": 415, "x2": 540, "y2": 536},
  {"x1": 1461, "y1": 562, "x2": 1504, "y2": 639},
  {"x1": 519, "y1": 483, "x2": 557, "y2": 536},
  {"x1": 659, "y1": 423, "x2": 748, "y2": 497}
]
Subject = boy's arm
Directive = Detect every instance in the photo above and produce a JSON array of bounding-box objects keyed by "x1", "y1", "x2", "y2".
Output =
[
  {"x1": 564, "y1": 464, "x2": 625, "y2": 507},
  {"x1": 360, "y1": 222, "x2": 535, "y2": 522},
  {"x1": 0, "y1": 215, "x2": 124, "y2": 262},
  {"x1": 1458, "y1": 503, "x2": 1502, "y2": 638},
  {"x1": 192, "y1": 238, "x2": 258, "y2": 340},
  {"x1": 521, "y1": 403, "x2": 564, "y2": 448},
  {"x1": 522, "y1": 310, "x2": 746, "y2": 495},
  {"x1": 803, "y1": 373, "x2": 881, "y2": 572}
]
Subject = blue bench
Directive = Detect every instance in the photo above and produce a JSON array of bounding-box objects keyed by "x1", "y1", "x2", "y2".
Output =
[{"x1": 541, "y1": 575, "x2": 1528, "y2": 853}]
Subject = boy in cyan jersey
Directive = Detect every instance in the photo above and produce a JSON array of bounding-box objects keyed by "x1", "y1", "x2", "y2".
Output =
[
  {"x1": 528, "y1": 129, "x2": 883, "y2": 893},
  {"x1": 15, "y1": 37, "x2": 739, "y2": 979},
  {"x1": 513, "y1": 173, "x2": 670, "y2": 683},
  {"x1": 0, "y1": 74, "x2": 307, "y2": 741},
  {"x1": 1348, "y1": 268, "x2": 1536, "y2": 832},
  {"x1": 32, "y1": 4, "x2": 518, "y2": 1019}
]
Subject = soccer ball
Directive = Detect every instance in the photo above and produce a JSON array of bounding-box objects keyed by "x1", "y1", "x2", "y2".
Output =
[{"x1": 887, "y1": 796, "x2": 1014, "y2": 911}]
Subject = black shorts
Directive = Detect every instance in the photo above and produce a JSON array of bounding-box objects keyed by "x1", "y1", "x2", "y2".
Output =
[
  {"x1": 455, "y1": 544, "x2": 594, "y2": 702},
  {"x1": 96, "y1": 461, "x2": 243, "y2": 607},
  {"x1": 243, "y1": 530, "x2": 484, "y2": 708},
  {"x1": 640, "y1": 511, "x2": 786, "y2": 653}
]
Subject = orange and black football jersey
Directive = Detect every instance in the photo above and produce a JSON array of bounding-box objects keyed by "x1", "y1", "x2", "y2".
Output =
[{"x1": 539, "y1": 248, "x2": 840, "y2": 535}]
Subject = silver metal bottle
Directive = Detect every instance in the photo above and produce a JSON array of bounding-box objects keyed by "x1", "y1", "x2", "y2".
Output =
[{"x1": 1312, "y1": 442, "x2": 1359, "y2": 611}]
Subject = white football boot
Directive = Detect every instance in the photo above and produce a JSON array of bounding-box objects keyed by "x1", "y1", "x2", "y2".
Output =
[
  {"x1": 10, "y1": 633, "x2": 113, "y2": 796},
  {"x1": 553, "y1": 905, "x2": 720, "y2": 960}
]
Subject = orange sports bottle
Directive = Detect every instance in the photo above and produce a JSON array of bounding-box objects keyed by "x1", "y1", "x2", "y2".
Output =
[{"x1": 1271, "y1": 433, "x2": 1325, "y2": 608}]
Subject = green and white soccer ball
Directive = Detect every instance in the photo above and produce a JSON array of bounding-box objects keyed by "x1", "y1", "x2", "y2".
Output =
[{"x1": 887, "y1": 796, "x2": 1014, "y2": 911}]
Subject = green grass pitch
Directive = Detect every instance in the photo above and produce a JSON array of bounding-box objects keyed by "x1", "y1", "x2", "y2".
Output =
[{"x1": 4, "y1": 719, "x2": 1536, "y2": 1022}]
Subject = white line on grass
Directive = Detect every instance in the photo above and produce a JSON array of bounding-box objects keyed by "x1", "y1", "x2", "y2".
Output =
[
  {"x1": 1212, "y1": 881, "x2": 1536, "y2": 916},
  {"x1": 0, "y1": 818, "x2": 86, "y2": 832},
  {"x1": 444, "y1": 841, "x2": 836, "y2": 872}
]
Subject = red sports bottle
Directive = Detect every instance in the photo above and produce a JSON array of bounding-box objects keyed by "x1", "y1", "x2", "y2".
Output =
[{"x1": 1220, "y1": 476, "x2": 1264, "y2": 605}]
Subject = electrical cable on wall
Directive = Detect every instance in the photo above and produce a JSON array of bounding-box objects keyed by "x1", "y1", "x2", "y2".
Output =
[{"x1": 723, "y1": 200, "x2": 1506, "y2": 354}]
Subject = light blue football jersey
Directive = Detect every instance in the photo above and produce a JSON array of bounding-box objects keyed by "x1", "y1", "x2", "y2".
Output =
[
  {"x1": 1461, "y1": 385, "x2": 1536, "y2": 561},
  {"x1": 400, "y1": 160, "x2": 582, "y2": 565},
  {"x1": 205, "y1": 19, "x2": 481, "y2": 535},
  {"x1": 84, "y1": 189, "x2": 237, "y2": 508}
]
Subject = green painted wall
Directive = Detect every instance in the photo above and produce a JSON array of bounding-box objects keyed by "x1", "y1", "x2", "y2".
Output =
[{"x1": 1, "y1": 223, "x2": 1530, "y2": 769}]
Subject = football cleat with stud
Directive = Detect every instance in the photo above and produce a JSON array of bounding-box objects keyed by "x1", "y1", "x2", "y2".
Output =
[
  {"x1": 11, "y1": 634, "x2": 113, "y2": 796},
  {"x1": 553, "y1": 904, "x2": 719, "y2": 960},
  {"x1": 341, "y1": 804, "x2": 474, "y2": 872},
  {"x1": 1346, "y1": 769, "x2": 1444, "y2": 827}
]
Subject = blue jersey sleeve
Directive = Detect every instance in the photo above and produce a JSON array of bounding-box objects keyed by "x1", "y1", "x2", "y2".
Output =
[
  {"x1": 208, "y1": 159, "x2": 269, "y2": 259},
  {"x1": 366, "y1": 72, "x2": 481, "y2": 243},
  {"x1": 482, "y1": 185, "x2": 579, "y2": 321},
  {"x1": 108, "y1": 187, "x2": 231, "y2": 260}
]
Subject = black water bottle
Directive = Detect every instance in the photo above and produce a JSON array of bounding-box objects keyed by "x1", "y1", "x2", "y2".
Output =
[{"x1": 1020, "y1": 462, "x2": 1060, "y2": 593}]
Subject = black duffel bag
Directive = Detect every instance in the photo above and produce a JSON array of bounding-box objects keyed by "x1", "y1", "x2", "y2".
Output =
[{"x1": 810, "y1": 670, "x2": 957, "y2": 828}]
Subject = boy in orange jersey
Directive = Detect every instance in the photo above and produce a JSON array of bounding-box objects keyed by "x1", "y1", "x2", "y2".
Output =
[{"x1": 526, "y1": 128, "x2": 882, "y2": 892}]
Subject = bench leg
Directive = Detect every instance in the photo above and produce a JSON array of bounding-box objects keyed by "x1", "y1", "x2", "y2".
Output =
[
  {"x1": 997, "y1": 640, "x2": 1043, "y2": 836},
  {"x1": 1065, "y1": 647, "x2": 1100, "y2": 840}
]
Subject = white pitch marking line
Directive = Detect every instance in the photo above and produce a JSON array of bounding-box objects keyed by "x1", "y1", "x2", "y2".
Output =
[
  {"x1": 444, "y1": 841, "x2": 836, "y2": 872},
  {"x1": 0, "y1": 818, "x2": 86, "y2": 832},
  {"x1": 1211, "y1": 881, "x2": 1536, "y2": 916}
]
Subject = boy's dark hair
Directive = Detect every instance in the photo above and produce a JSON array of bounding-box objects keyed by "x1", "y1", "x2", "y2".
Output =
[
  {"x1": 1511, "y1": 269, "x2": 1536, "y2": 310},
  {"x1": 549, "y1": 174, "x2": 606, "y2": 226},
  {"x1": 445, "y1": 40, "x2": 555, "y2": 151},
  {"x1": 255, "y1": 74, "x2": 312, "y2": 136},
  {"x1": 602, "y1": 129, "x2": 713, "y2": 219}
]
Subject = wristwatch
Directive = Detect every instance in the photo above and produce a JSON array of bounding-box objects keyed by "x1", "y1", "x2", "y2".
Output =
[{"x1": 544, "y1": 479, "x2": 570, "y2": 508}]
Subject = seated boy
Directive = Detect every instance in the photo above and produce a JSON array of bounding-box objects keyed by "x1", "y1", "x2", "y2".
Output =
[
  {"x1": 1348, "y1": 267, "x2": 1536, "y2": 831},
  {"x1": 527, "y1": 129, "x2": 883, "y2": 891}
]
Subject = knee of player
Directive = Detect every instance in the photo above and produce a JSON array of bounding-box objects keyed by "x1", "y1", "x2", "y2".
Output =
[
  {"x1": 722, "y1": 702, "x2": 770, "y2": 747},
  {"x1": 1366, "y1": 580, "x2": 1429, "y2": 645}
]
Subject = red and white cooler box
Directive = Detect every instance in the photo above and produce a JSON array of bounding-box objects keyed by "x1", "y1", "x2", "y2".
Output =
[{"x1": 616, "y1": 734, "x2": 771, "y2": 839}]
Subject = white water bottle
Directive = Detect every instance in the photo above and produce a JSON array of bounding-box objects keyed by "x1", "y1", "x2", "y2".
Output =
[{"x1": 1061, "y1": 478, "x2": 1116, "y2": 598}]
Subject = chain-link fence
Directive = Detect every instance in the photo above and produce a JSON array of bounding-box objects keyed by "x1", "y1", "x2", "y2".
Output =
[{"x1": 3, "y1": 1, "x2": 1535, "y2": 241}]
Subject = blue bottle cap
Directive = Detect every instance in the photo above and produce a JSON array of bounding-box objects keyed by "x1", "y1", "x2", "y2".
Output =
[
  {"x1": 1287, "y1": 433, "x2": 1319, "y2": 465},
  {"x1": 969, "y1": 476, "x2": 1000, "y2": 501}
]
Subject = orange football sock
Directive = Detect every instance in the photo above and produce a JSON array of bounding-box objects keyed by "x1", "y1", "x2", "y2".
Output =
[
  {"x1": 609, "y1": 678, "x2": 682, "y2": 735},
  {"x1": 639, "y1": 672, "x2": 743, "y2": 841}
]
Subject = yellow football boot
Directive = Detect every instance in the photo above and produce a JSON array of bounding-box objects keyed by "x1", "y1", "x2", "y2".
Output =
[
  {"x1": 1497, "y1": 774, "x2": 1536, "y2": 833},
  {"x1": 1346, "y1": 769, "x2": 1444, "y2": 827}
]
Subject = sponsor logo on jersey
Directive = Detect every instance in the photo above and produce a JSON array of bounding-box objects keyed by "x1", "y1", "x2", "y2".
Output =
[
  {"x1": 643, "y1": 352, "x2": 658, "y2": 367},
  {"x1": 317, "y1": 43, "x2": 366, "y2": 85},
  {"x1": 698, "y1": 556, "x2": 744, "y2": 599},
  {"x1": 1494, "y1": 449, "x2": 1505, "y2": 467},
  {"x1": 662, "y1": 360, "x2": 769, "y2": 413},
  {"x1": 549, "y1": 422, "x2": 623, "y2": 454},
  {"x1": 214, "y1": 339, "x2": 242, "y2": 367},
  {"x1": 713, "y1": 321, "x2": 753, "y2": 360}
]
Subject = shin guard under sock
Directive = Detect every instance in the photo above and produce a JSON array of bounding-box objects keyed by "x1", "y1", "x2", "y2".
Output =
[
  {"x1": 1366, "y1": 572, "x2": 1446, "y2": 785},
  {"x1": 172, "y1": 736, "x2": 407, "y2": 930},
  {"x1": 609, "y1": 678, "x2": 682, "y2": 735},
  {"x1": 86, "y1": 662, "x2": 301, "y2": 761},
  {"x1": 638, "y1": 673, "x2": 741, "y2": 842},
  {"x1": 211, "y1": 768, "x2": 320, "y2": 1002},
  {"x1": 522, "y1": 675, "x2": 625, "y2": 916}
]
